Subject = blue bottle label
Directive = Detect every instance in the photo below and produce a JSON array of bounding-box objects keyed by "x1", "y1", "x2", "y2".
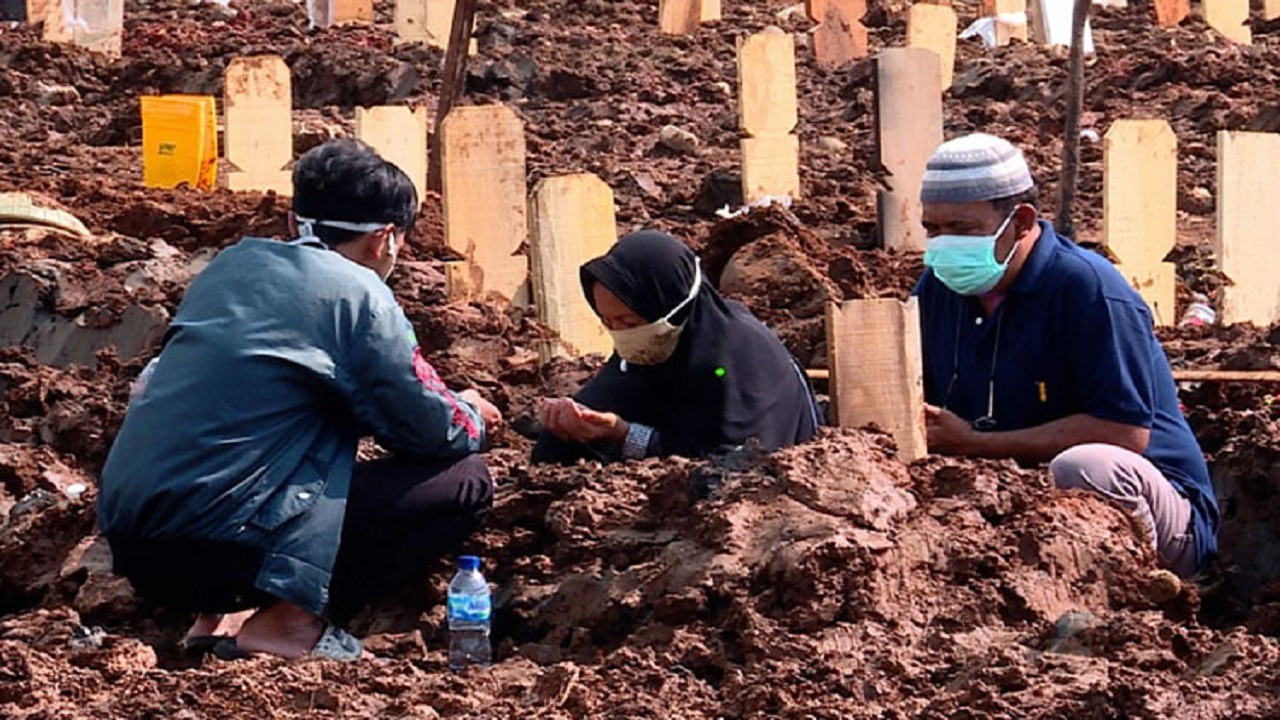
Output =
[{"x1": 448, "y1": 593, "x2": 491, "y2": 622}]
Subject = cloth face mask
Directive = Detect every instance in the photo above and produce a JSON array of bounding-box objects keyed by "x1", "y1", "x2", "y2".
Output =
[
  {"x1": 923, "y1": 212, "x2": 1018, "y2": 296},
  {"x1": 608, "y1": 259, "x2": 702, "y2": 366}
]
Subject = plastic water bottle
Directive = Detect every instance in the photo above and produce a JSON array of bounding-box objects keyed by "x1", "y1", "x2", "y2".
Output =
[{"x1": 447, "y1": 555, "x2": 491, "y2": 671}]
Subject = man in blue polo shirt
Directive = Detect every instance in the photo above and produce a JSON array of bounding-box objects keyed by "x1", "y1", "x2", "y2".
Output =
[{"x1": 912, "y1": 133, "x2": 1218, "y2": 578}]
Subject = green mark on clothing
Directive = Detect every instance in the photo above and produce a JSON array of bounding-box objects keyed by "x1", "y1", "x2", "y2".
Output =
[{"x1": 715, "y1": 367, "x2": 726, "y2": 378}]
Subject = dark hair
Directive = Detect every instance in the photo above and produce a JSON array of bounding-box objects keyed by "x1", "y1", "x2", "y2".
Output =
[
  {"x1": 990, "y1": 187, "x2": 1039, "y2": 216},
  {"x1": 291, "y1": 139, "x2": 418, "y2": 247}
]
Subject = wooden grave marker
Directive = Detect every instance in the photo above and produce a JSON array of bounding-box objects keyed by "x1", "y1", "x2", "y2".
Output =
[
  {"x1": 529, "y1": 175, "x2": 617, "y2": 362},
  {"x1": 332, "y1": 0, "x2": 373, "y2": 25},
  {"x1": 440, "y1": 105, "x2": 529, "y2": 304},
  {"x1": 39, "y1": 0, "x2": 124, "y2": 56},
  {"x1": 305, "y1": 0, "x2": 332, "y2": 28},
  {"x1": 994, "y1": 0, "x2": 1028, "y2": 45},
  {"x1": 826, "y1": 298, "x2": 927, "y2": 463},
  {"x1": 356, "y1": 106, "x2": 429, "y2": 203},
  {"x1": 1268, "y1": 0, "x2": 1280, "y2": 21},
  {"x1": 659, "y1": 0, "x2": 699, "y2": 34},
  {"x1": 906, "y1": 3, "x2": 957, "y2": 90},
  {"x1": 701, "y1": 0, "x2": 721, "y2": 22},
  {"x1": 1153, "y1": 0, "x2": 1189, "y2": 27},
  {"x1": 1027, "y1": 0, "x2": 1094, "y2": 49},
  {"x1": 738, "y1": 30, "x2": 801, "y2": 204},
  {"x1": 812, "y1": 0, "x2": 868, "y2": 69},
  {"x1": 224, "y1": 56, "x2": 294, "y2": 196},
  {"x1": 875, "y1": 48, "x2": 942, "y2": 253},
  {"x1": 1204, "y1": 0, "x2": 1251, "y2": 44},
  {"x1": 1103, "y1": 120, "x2": 1177, "y2": 326},
  {"x1": 1217, "y1": 131, "x2": 1280, "y2": 326}
]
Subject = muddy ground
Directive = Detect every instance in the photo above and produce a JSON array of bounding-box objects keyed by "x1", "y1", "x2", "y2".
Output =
[{"x1": 4, "y1": 0, "x2": 1280, "y2": 717}]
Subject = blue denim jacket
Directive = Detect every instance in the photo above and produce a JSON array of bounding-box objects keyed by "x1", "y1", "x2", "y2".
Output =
[{"x1": 98, "y1": 238, "x2": 485, "y2": 615}]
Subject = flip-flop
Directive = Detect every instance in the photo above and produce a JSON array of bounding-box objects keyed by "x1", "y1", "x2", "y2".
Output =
[
  {"x1": 180, "y1": 635, "x2": 230, "y2": 656},
  {"x1": 310, "y1": 624, "x2": 363, "y2": 662},
  {"x1": 210, "y1": 625, "x2": 363, "y2": 663}
]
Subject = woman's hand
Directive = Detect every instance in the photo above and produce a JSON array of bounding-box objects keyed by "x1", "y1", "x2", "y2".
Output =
[
  {"x1": 539, "y1": 398, "x2": 629, "y2": 444},
  {"x1": 459, "y1": 389, "x2": 503, "y2": 429}
]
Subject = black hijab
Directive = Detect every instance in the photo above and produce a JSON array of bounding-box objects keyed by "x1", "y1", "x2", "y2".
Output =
[{"x1": 532, "y1": 230, "x2": 819, "y2": 463}]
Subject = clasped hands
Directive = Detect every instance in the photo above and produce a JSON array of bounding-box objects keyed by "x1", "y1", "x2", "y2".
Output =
[{"x1": 539, "y1": 397, "x2": 629, "y2": 445}]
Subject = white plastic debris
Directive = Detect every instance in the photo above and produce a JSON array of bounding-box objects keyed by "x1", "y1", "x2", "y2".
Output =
[
  {"x1": 716, "y1": 195, "x2": 794, "y2": 220},
  {"x1": 65, "y1": 483, "x2": 87, "y2": 500}
]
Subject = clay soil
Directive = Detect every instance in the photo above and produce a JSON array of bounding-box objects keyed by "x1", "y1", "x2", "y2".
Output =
[{"x1": 5, "y1": 0, "x2": 1280, "y2": 717}]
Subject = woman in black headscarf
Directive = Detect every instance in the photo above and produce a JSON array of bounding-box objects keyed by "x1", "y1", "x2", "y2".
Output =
[{"x1": 532, "y1": 230, "x2": 820, "y2": 464}]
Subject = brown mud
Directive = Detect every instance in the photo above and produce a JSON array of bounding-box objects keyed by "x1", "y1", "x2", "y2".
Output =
[{"x1": 4, "y1": 0, "x2": 1280, "y2": 716}]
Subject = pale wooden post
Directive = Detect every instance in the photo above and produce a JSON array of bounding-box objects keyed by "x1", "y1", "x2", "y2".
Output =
[
  {"x1": 305, "y1": 0, "x2": 333, "y2": 28},
  {"x1": 738, "y1": 30, "x2": 801, "y2": 204},
  {"x1": 40, "y1": 0, "x2": 122, "y2": 56},
  {"x1": 529, "y1": 175, "x2": 617, "y2": 363},
  {"x1": 1103, "y1": 120, "x2": 1177, "y2": 326},
  {"x1": 441, "y1": 105, "x2": 529, "y2": 304},
  {"x1": 1153, "y1": 0, "x2": 1188, "y2": 26},
  {"x1": 1216, "y1": 131, "x2": 1280, "y2": 326},
  {"x1": 1204, "y1": 0, "x2": 1251, "y2": 44},
  {"x1": 701, "y1": 0, "x2": 721, "y2": 21},
  {"x1": 224, "y1": 56, "x2": 294, "y2": 196},
  {"x1": 906, "y1": 3, "x2": 957, "y2": 90},
  {"x1": 875, "y1": 48, "x2": 943, "y2": 253},
  {"x1": 356, "y1": 106, "x2": 429, "y2": 203},
  {"x1": 659, "y1": 0, "x2": 699, "y2": 33},
  {"x1": 333, "y1": 0, "x2": 373, "y2": 24},
  {"x1": 1267, "y1": 0, "x2": 1280, "y2": 21},
  {"x1": 994, "y1": 0, "x2": 1028, "y2": 45},
  {"x1": 812, "y1": 0, "x2": 868, "y2": 69},
  {"x1": 826, "y1": 298, "x2": 927, "y2": 463}
]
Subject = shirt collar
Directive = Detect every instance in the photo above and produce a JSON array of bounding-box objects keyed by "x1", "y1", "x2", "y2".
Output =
[{"x1": 1007, "y1": 219, "x2": 1060, "y2": 295}]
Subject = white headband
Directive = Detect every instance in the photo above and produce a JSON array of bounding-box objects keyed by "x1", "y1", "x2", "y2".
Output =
[{"x1": 296, "y1": 216, "x2": 397, "y2": 252}]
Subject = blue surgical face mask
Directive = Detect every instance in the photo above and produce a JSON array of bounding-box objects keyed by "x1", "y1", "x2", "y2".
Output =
[{"x1": 923, "y1": 212, "x2": 1019, "y2": 296}]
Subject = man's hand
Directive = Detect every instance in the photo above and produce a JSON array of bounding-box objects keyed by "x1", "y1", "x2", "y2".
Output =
[
  {"x1": 459, "y1": 389, "x2": 503, "y2": 429},
  {"x1": 539, "y1": 397, "x2": 629, "y2": 445},
  {"x1": 925, "y1": 404, "x2": 980, "y2": 456}
]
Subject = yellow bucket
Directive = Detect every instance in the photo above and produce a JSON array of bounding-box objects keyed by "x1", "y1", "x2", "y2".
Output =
[{"x1": 140, "y1": 95, "x2": 218, "y2": 191}]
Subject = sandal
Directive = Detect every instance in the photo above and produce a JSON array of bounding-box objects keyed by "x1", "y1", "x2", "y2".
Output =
[
  {"x1": 210, "y1": 624, "x2": 363, "y2": 662},
  {"x1": 310, "y1": 624, "x2": 363, "y2": 662}
]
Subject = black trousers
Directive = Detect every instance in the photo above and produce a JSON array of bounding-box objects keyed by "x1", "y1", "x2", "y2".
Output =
[{"x1": 112, "y1": 454, "x2": 493, "y2": 625}]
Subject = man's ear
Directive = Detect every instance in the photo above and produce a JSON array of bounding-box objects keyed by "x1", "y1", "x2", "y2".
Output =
[
  {"x1": 1014, "y1": 204, "x2": 1038, "y2": 237},
  {"x1": 370, "y1": 225, "x2": 396, "y2": 258}
]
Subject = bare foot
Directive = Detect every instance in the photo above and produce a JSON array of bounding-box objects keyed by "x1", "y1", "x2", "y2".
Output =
[
  {"x1": 185, "y1": 609, "x2": 255, "y2": 641},
  {"x1": 232, "y1": 601, "x2": 324, "y2": 660}
]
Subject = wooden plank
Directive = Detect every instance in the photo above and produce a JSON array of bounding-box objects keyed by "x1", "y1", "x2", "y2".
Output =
[
  {"x1": 1204, "y1": 0, "x2": 1251, "y2": 44},
  {"x1": 806, "y1": 369, "x2": 1280, "y2": 384},
  {"x1": 994, "y1": 0, "x2": 1028, "y2": 45},
  {"x1": 741, "y1": 135, "x2": 801, "y2": 203},
  {"x1": 812, "y1": 0, "x2": 868, "y2": 69},
  {"x1": 875, "y1": 48, "x2": 943, "y2": 253},
  {"x1": 737, "y1": 31, "x2": 798, "y2": 136},
  {"x1": 1216, "y1": 131, "x2": 1280, "y2": 326},
  {"x1": 332, "y1": 0, "x2": 372, "y2": 24},
  {"x1": 701, "y1": 0, "x2": 722, "y2": 22},
  {"x1": 1267, "y1": 0, "x2": 1280, "y2": 22},
  {"x1": 57, "y1": 0, "x2": 123, "y2": 57},
  {"x1": 305, "y1": 0, "x2": 333, "y2": 28},
  {"x1": 32, "y1": 0, "x2": 69, "y2": 42},
  {"x1": 826, "y1": 298, "x2": 927, "y2": 463},
  {"x1": 1029, "y1": 0, "x2": 1094, "y2": 48},
  {"x1": 529, "y1": 175, "x2": 617, "y2": 363},
  {"x1": 1103, "y1": 119, "x2": 1178, "y2": 326},
  {"x1": 805, "y1": 0, "x2": 828, "y2": 20},
  {"x1": 659, "y1": 0, "x2": 699, "y2": 34},
  {"x1": 738, "y1": 31, "x2": 800, "y2": 203},
  {"x1": 1157, "y1": 0, "x2": 1182, "y2": 24},
  {"x1": 224, "y1": 56, "x2": 293, "y2": 196},
  {"x1": 356, "y1": 106, "x2": 429, "y2": 203},
  {"x1": 441, "y1": 105, "x2": 529, "y2": 304},
  {"x1": 906, "y1": 3, "x2": 957, "y2": 90},
  {"x1": 395, "y1": 0, "x2": 428, "y2": 44}
]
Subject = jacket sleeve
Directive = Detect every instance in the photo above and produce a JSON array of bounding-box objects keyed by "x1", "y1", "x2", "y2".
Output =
[{"x1": 341, "y1": 300, "x2": 485, "y2": 459}]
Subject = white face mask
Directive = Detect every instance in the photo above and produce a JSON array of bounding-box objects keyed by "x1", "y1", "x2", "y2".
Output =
[
  {"x1": 608, "y1": 259, "x2": 702, "y2": 366},
  {"x1": 296, "y1": 215, "x2": 398, "y2": 280}
]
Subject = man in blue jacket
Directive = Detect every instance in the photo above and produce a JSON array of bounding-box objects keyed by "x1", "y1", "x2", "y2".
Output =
[
  {"x1": 912, "y1": 133, "x2": 1218, "y2": 578},
  {"x1": 99, "y1": 140, "x2": 501, "y2": 661}
]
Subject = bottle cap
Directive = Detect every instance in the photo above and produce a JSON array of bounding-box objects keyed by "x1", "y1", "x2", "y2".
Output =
[{"x1": 458, "y1": 555, "x2": 480, "y2": 571}]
